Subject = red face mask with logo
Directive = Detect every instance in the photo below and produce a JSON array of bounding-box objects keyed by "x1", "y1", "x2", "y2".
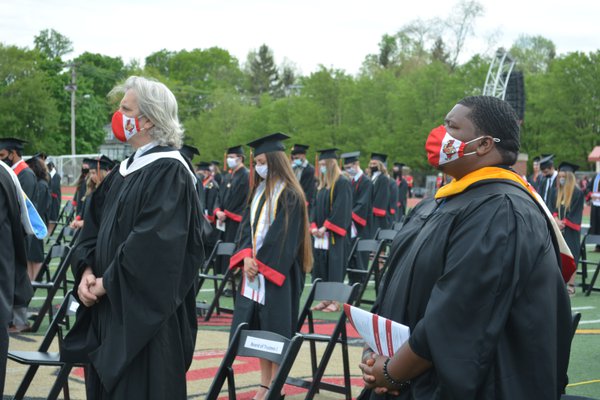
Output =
[
  {"x1": 425, "y1": 125, "x2": 500, "y2": 169},
  {"x1": 111, "y1": 110, "x2": 142, "y2": 142}
]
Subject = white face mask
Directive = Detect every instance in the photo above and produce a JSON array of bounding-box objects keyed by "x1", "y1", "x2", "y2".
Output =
[
  {"x1": 255, "y1": 164, "x2": 268, "y2": 179},
  {"x1": 227, "y1": 157, "x2": 238, "y2": 169}
]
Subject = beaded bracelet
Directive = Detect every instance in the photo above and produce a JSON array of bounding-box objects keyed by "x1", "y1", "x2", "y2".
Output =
[{"x1": 382, "y1": 357, "x2": 410, "y2": 389}]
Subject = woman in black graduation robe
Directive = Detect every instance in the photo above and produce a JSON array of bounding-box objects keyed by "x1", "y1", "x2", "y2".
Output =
[
  {"x1": 63, "y1": 147, "x2": 204, "y2": 400},
  {"x1": 369, "y1": 164, "x2": 391, "y2": 234},
  {"x1": 311, "y1": 155, "x2": 352, "y2": 295},
  {"x1": 229, "y1": 136, "x2": 311, "y2": 399},
  {"x1": 25, "y1": 157, "x2": 51, "y2": 281},
  {"x1": 552, "y1": 165, "x2": 584, "y2": 295}
]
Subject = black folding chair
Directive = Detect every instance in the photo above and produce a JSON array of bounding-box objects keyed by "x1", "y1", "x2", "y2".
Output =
[
  {"x1": 578, "y1": 233, "x2": 600, "y2": 295},
  {"x1": 196, "y1": 241, "x2": 238, "y2": 321},
  {"x1": 345, "y1": 238, "x2": 387, "y2": 306},
  {"x1": 8, "y1": 291, "x2": 86, "y2": 400},
  {"x1": 46, "y1": 201, "x2": 75, "y2": 244},
  {"x1": 34, "y1": 243, "x2": 68, "y2": 283},
  {"x1": 206, "y1": 322, "x2": 304, "y2": 400},
  {"x1": 286, "y1": 279, "x2": 360, "y2": 400},
  {"x1": 29, "y1": 232, "x2": 79, "y2": 332}
]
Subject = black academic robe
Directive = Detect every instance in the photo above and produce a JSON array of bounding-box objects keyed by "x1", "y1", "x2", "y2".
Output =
[
  {"x1": 311, "y1": 177, "x2": 352, "y2": 283},
  {"x1": 229, "y1": 186, "x2": 306, "y2": 339},
  {"x1": 49, "y1": 171, "x2": 61, "y2": 222},
  {"x1": 26, "y1": 178, "x2": 51, "y2": 262},
  {"x1": 217, "y1": 167, "x2": 249, "y2": 244},
  {"x1": 587, "y1": 174, "x2": 600, "y2": 235},
  {"x1": 202, "y1": 177, "x2": 221, "y2": 247},
  {"x1": 16, "y1": 165, "x2": 37, "y2": 264},
  {"x1": 371, "y1": 173, "x2": 391, "y2": 234},
  {"x1": 74, "y1": 177, "x2": 87, "y2": 216},
  {"x1": 397, "y1": 177, "x2": 409, "y2": 218},
  {"x1": 0, "y1": 166, "x2": 30, "y2": 398},
  {"x1": 298, "y1": 163, "x2": 317, "y2": 210},
  {"x1": 63, "y1": 147, "x2": 204, "y2": 399},
  {"x1": 552, "y1": 187, "x2": 584, "y2": 264},
  {"x1": 364, "y1": 180, "x2": 572, "y2": 400},
  {"x1": 539, "y1": 173, "x2": 558, "y2": 207},
  {"x1": 528, "y1": 172, "x2": 542, "y2": 192},
  {"x1": 348, "y1": 174, "x2": 373, "y2": 281},
  {"x1": 388, "y1": 178, "x2": 399, "y2": 224}
]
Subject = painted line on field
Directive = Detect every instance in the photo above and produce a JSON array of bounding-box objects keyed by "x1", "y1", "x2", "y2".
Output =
[
  {"x1": 567, "y1": 379, "x2": 600, "y2": 387},
  {"x1": 579, "y1": 319, "x2": 600, "y2": 325},
  {"x1": 576, "y1": 329, "x2": 600, "y2": 334},
  {"x1": 572, "y1": 306, "x2": 596, "y2": 311}
]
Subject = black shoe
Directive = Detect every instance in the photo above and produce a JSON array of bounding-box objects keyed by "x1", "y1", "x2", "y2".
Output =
[{"x1": 222, "y1": 289, "x2": 233, "y2": 297}]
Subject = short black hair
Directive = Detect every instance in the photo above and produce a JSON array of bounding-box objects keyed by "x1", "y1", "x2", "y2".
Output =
[{"x1": 458, "y1": 96, "x2": 520, "y2": 165}]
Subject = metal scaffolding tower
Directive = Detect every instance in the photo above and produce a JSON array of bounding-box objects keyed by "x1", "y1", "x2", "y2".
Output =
[{"x1": 483, "y1": 48, "x2": 516, "y2": 100}]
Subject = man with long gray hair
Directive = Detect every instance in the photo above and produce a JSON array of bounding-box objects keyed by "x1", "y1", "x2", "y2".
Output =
[{"x1": 62, "y1": 76, "x2": 204, "y2": 399}]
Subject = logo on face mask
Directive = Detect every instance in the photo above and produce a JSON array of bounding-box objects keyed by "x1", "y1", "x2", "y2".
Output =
[
  {"x1": 111, "y1": 110, "x2": 142, "y2": 142},
  {"x1": 425, "y1": 125, "x2": 500, "y2": 169}
]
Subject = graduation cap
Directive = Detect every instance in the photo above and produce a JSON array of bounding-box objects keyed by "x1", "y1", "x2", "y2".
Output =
[
  {"x1": 226, "y1": 145, "x2": 245, "y2": 155},
  {"x1": 558, "y1": 161, "x2": 579, "y2": 173},
  {"x1": 393, "y1": 162, "x2": 405, "y2": 168},
  {"x1": 0, "y1": 137, "x2": 28, "y2": 151},
  {"x1": 539, "y1": 154, "x2": 555, "y2": 169},
  {"x1": 341, "y1": 151, "x2": 360, "y2": 164},
  {"x1": 247, "y1": 132, "x2": 289, "y2": 156},
  {"x1": 196, "y1": 161, "x2": 211, "y2": 171},
  {"x1": 83, "y1": 156, "x2": 114, "y2": 171},
  {"x1": 291, "y1": 143, "x2": 309, "y2": 155},
  {"x1": 532, "y1": 156, "x2": 541, "y2": 163},
  {"x1": 210, "y1": 160, "x2": 220, "y2": 166},
  {"x1": 317, "y1": 148, "x2": 339, "y2": 161},
  {"x1": 370, "y1": 152, "x2": 388, "y2": 163},
  {"x1": 180, "y1": 144, "x2": 200, "y2": 161}
]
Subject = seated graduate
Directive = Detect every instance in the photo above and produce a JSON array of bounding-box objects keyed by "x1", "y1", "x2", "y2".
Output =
[
  {"x1": 62, "y1": 76, "x2": 204, "y2": 400},
  {"x1": 359, "y1": 96, "x2": 573, "y2": 400},
  {"x1": 228, "y1": 132, "x2": 312, "y2": 400}
]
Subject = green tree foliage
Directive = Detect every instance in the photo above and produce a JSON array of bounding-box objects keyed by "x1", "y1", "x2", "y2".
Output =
[
  {"x1": 509, "y1": 35, "x2": 556, "y2": 74},
  {"x1": 246, "y1": 44, "x2": 282, "y2": 99},
  {"x1": 0, "y1": 44, "x2": 61, "y2": 153},
  {"x1": 33, "y1": 28, "x2": 73, "y2": 60}
]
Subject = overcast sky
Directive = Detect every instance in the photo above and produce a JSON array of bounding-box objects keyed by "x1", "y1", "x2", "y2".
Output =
[{"x1": 1, "y1": 0, "x2": 598, "y2": 75}]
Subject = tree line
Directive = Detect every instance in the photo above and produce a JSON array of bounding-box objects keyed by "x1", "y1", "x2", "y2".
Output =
[{"x1": 0, "y1": 5, "x2": 598, "y2": 175}]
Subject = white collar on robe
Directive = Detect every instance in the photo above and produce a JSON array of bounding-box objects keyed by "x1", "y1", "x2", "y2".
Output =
[{"x1": 119, "y1": 148, "x2": 197, "y2": 184}]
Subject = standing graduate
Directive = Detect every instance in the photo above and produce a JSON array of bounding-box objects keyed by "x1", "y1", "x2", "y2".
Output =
[
  {"x1": 210, "y1": 160, "x2": 223, "y2": 186},
  {"x1": 388, "y1": 171, "x2": 399, "y2": 223},
  {"x1": 538, "y1": 154, "x2": 558, "y2": 207},
  {"x1": 0, "y1": 137, "x2": 37, "y2": 333},
  {"x1": 358, "y1": 96, "x2": 572, "y2": 400},
  {"x1": 393, "y1": 162, "x2": 409, "y2": 219},
  {"x1": 369, "y1": 153, "x2": 392, "y2": 233},
  {"x1": 0, "y1": 162, "x2": 30, "y2": 397},
  {"x1": 587, "y1": 172, "x2": 600, "y2": 251},
  {"x1": 342, "y1": 151, "x2": 373, "y2": 282},
  {"x1": 310, "y1": 148, "x2": 352, "y2": 312},
  {"x1": 73, "y1": 160, "x2": 90, "y2": 216},
  {"x1": 229, "y1": 133, "x2": 312, "y2": 400},
  {"x1": 62, "y1": 76, "x2": 204, "y2": 399},
  {"x1": 196, "y1": 161, "x2": 221, "y2": 257},
  {"x1": 25, "y1": 155, "x2": 51, "y2": 281},
  {"x1": 291, "y1": 143, "x2": 317, "y2": 210},
  {"x1": 70, "y1": 156, "x2": 112, "y2": 230},
  {"x1": 46, "y1": 157, "x2": 62, "y2": 235},
  {"x1": 527, "y1": 156, "x2": 542, "y2": 190},
  {"x1": 215, "y1": 145, "x2": 249, "y2": 272},
  {"x1": 552, "y1": 162, "x2": 584, "y2": 296}
]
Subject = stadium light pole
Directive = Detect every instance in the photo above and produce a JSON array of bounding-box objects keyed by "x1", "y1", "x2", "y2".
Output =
[{"x1": 64, "y1": 64, "x2": 77, "y2": 156}]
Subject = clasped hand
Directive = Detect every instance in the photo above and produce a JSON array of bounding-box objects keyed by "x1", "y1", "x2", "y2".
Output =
[
  {"x1": 243, "y1": 257, "x2": 258, "y2": 282},
  {"x1": 311, "y1": 226, "x2": 327, "y2": 238},
  {"x1": 78, "y1": 266, "x2": 107, "y2": 307},
  {"x1": 359, "y1": 352, "x2": 401, "y2": 396}
]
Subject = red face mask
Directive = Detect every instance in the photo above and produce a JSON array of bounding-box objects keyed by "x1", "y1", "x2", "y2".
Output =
[
  {"x1": 111, "y1": 110, "x2": 142, "y2": 142},
  {"x1": 425, "y1": 125, "x2": 499, "y2": 168}
]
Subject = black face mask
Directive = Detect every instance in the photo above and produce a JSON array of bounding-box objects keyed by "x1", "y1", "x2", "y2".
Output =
[
  {"x1": 393, "y1": 171, "x2": 401, "y2": 178},
  {"x1": 1, "y1": 156, "x2": 13, "y2": 167},
  {"x1": 370, "y1": 166, "x2": 379, "y2": 173}
]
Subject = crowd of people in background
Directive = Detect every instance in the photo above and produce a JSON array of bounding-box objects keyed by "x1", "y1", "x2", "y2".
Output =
[{"x1": 1, "y1": 76, "x2": 599, "y2": 399}]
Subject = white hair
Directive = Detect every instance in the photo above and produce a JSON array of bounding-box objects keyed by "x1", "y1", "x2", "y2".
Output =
[{"x1": 110, "y1": 76, "x2": 184, "y2": 148}]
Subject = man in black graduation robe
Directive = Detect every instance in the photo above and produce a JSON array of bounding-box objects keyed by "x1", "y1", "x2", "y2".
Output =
[
  {"x1": 291, "y1": 144, "x2": 317, "y2": 210},
  {"x1": 0, "y1": 163, "x2": 31, "y2": 397},
  {"x1": 46, "y1": 157, "x2": 62, "y2": 233},
  {"x1": 369, "y1": 153, "x2": 392, "y2": 233},
  {"x1": 197, "y1": 162, "x2": 221, "y2": 255},
  {"x1": 393, "y1": 162, "x2": 409, "y2": 219},
  {"x1": 538, "y1": 154, "x2": 558, "y2": 207},
  {"x1": 342, "y1": 151, "x2": 373, "y2": 283},
  {"x1": 388, "y1": 177, "x2": 399, "y2": 224},
  {"x1": 359, "y1": 96, "x2": 572, "y2": 400},
  {"x1": 73, "y1": 161, "x2": 90, "y2": 215},
  {"x1": 62, "y1": 77, "x2": 204, "y2": 399},
  {"x1": 215, "y1": 145, "x2": 249, "y2": 274}
]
